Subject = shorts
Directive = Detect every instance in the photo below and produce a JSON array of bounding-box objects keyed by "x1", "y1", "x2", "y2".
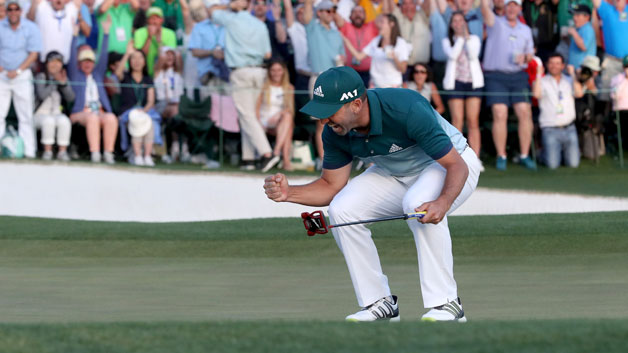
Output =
[
  {"x1": 446, "y1": 80, "x2": 483, "y2": 100},
  {"x1": 484, "y1": 71, "x2": 530, "y2": 107}
]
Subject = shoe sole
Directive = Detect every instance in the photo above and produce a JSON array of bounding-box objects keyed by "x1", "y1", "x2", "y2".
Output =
[
  {"x1": 345, "y1": 316, "x2": 400, "y2": 323},
  {"x1": 261, "y1": 156, "x2": 281, "y2": 173},
  {"x1": 421, "y1": 316, "x2": 467, "y2": 323}
]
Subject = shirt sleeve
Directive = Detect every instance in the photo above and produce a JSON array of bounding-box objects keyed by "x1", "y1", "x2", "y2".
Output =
[
  {"x1": 212, "y1": 9, "x2": 233, "y2": 27},
  {"x1": 362, "y1": 37, "x2": 379, "y2": 57},
  {"x1": 406, "y1": 98, "x2": 453, "y2": 160},
  {"x1": 188, "y1": 24, "x2": 203, "y2": 50},
  {"x1": 321, "y1": 125, "x2": 353, "y2": 169},
  {"x1": 217, "y1": 26, "x2": 226, "y2": 47},
  {"x1": 581, "y1": 26, "x2": 595, "y2": 52},
  {"x1": 394, "y1": 38, "x2": 411, "y2": 61}
]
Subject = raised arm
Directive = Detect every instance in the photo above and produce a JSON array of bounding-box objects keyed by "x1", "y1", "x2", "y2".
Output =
[
  {"x1": 115, "y1": 40, "x2": 134, "y2": 80},
  {"x1": 264, "y1": 163, "x2": 352, "y2": 206},
  {"x1": 129, "y1": 0, "x2": 140, "y2": 12},
  {"x1": 481, "y1": 0, "x2": 495, "y2": 27},
  {"x1": 271, "y1": 0, "x2": 287, "y2": 43},
  {"x1": 95, "y1": 16, "x2": 111, "y2": 75},
  {"x1": 532, "y1": 65, "x2": 544, "y2": 99},
  {"x1": 26, "y1": 0, "x2": 40, "y2": 21},
  {"x1": 592, "y1": 0, "x2": 602, "y2": 9},
  {"x1": 283, "y1": 0, "x2": 295, "y2": 28},
  {"x1": 304, "y1": 0, "x2": 314, "y2": 25},
  {"x1": 342, "y1": 35, "x2": 368, "y2": 61},
  {"x1": 382, "y1": 0, "x2": 393, "y2": 15},
  {"x1": 99, "y1": 0, "x2": 114, "y2": 14},
  {"x1": 436, "y1": 0, "x2": 448, "y2": 14},
  {"x1": 568, "y1": 65, "x2": 584, "y2": 99}
]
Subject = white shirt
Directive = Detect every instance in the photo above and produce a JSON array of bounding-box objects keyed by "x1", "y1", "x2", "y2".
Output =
[
  {"x1": 538, "y1": 74, "x2": 576, "y2": 128},
  {"x1": 287, "y1": 22, "x2": 312, "y2": 73},
  {"x1": 35, "y1": 1, "x2": 78, "y2": 64},
  {"x1": 35, "y1": 90, "x2": 62, "y2": 116},
  {"x1": 259, "y1": 85, "x2": 285, "y2": 127},
  {"x1": 155, "y1": 68, "x2": 184, "y2": 104},
  {"x1": 85, "y1": 74, "x2": 100, "y2": 110},
  {"x1": 363, "y1": 36, "x2": 412, "y2": 88}
]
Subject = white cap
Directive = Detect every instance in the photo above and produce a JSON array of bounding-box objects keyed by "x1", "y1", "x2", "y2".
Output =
[
  {"x1": 128, "y1": 109, "x2": 153, "y2": 137},
  {"x1": 506, "y1": 0, "x2": 522, "y2": 6}
]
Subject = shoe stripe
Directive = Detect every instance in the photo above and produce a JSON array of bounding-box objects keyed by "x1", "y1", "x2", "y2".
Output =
[
  {"x1": 442, "y1": 306, "x2": 459, "y2": 318},
  {"x1": 449, "y1": 300, "x2": 463, "y2": 317}
]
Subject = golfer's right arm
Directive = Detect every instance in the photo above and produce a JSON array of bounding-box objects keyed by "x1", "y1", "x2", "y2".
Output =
[{"x1": 264, "y1": 164, "x2": 352, "y2": 206}]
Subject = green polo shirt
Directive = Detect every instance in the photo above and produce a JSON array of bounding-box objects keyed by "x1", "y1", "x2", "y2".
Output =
[
  {"x1": 134, "y1": 26, "x2": 177, "y2": 76},
  {"x1": 97, "y1": 4, "x2": 135, "y2": 54},
  {"x1": 322, "y1": 88, "x2": 467, "y2": 176}
]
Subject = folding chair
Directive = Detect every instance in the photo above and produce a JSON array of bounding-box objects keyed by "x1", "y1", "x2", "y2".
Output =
[{"x1": 170, "y1": 89, "x2": 215, "y2": 158}]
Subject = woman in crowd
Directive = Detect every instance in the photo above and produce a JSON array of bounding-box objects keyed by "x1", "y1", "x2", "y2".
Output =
[
  {"x1": 34, "y1": 51, "x2": 75, "y2": 161},
  {"x1": 342, "y1": 14, "x2": 411, "y2": 88},
  {"x1": 256, "y1": 60, "x2": 295, "y2": 171},
  {"x1": 405, "y1": 63, "x2": 446, "y2": 114},
  {"x1": 154, "y1": 46, "x2": 184, "y2": 162},
  {"x1": 115, "y1": 40, "x2": 162, "y2": 167},
  {"x1": 68, "y1": 16, "x2": 118, "y2": 164},
  {"x1": 442, "y1": 11, "x2": 484, "y2": 157}
]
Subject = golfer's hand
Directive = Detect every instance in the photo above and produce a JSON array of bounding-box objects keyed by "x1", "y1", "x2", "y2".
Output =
[
  {"x1": 264, "y1": 173, "x2": 289, "y2": 202},
  {"x1": 415, "y1": 199, "x2": 449, "y2": 224}
]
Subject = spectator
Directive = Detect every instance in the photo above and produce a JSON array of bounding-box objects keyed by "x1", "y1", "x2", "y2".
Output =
[
  {"x1": 611, "y1": 55, "x2": 628, "y2": 112},
  {"x1": 134, "y1": 7, "x2": 177, "y2": 76},
  {"x1": 115, "y1": 40, "x2": 162, "y2": 166},
  {"x1": 256, "y1": 60, "x2": 295, "y2": 171},
  {"x1": 132, "y1": 0, "x2": 152, "y2": 31},
  {"x1": 405, "y1": 63, "x2": 446, "y2": 114},
  {"x1": 0, "y1": 0, "x2": 41, "y2": 159},
  {"x1": 98, "y1": 0, "x2": 139, "y2": 55},
  {"x1": 343, "y1": 14, "x2": 411, "y2": 88},
  {"x1": 359, "y1": 0, "x2": 385, "y2": 23},
  {"x1": 566, "y1": 4, "x2": 596, "y2": 68},
  {"x1": 430, "y1": 0, "x2": 449, "y2": 89},
  {"x1": 154, "y1": 47, "x2": 184, "y2": 121},
  {"x1": 493, "y1": 0, "x2": 506, "y2": 15},
  {"x1": 153, "y1": 0, "x2": 187, "y2": 45},
  {"x1": 81, "y1": 0, "x2": 99, "y2": 49},
  {"x1": 533, "y1": 53, "x2": 584, "y2": 168},
  {"x1": 335, "y1": 5, "x2": 379, "y2": 87},
  {"x1": 283, "y1": 0, "x2": 313, "y2": 110},
  {"x1": 34, "y1": 51, "x2": 75, "y2": 161},
  {"x1": 189, "y1": 1, "x2": 225, "y2": 87},
  {"x1": 593, "y1": 0, "x2": 628, "y2": 101},
  {"x1": 522, "y1": 0, "x2": 560, "y2": 64},
  {"x1": 0, "y1": 0, "x2": 5, "y2": 20},
  {"x1": 575, "y1": 55, "x2": 604, "y2": 159},
  {"x1": 557, "y1": 0, "x2": 593, "y2": 35},
  {"x1": 28, "y1": 0, "x2": 82, "y2": 65},
  {"x1": 303, "y1": 0, "x2": 345, "y2": 167},
  {"x1": 481, "y1": 0, "x2": 536, "y2": 170},
  {"x1": 385, "y1": 0, "x2": 432, "y2": 74},
  {"x1": 68, "y1": 16, "x2": 118, "y2": 164},
  {"x1": 442, "y1": 11, "x2": 484, "y2": 158},
  {"x1": 437, "y1": 0, "x2": 484, "y2": 41},
  {"x1": 253, "y1": 0, "x2": 290, "y2": 63},
  {"x1": 210, "y1": 0, "x2": 277, "y2": 172},
  {"x1": 182, "y1": 0, "x2": 208, "y2": 95}
]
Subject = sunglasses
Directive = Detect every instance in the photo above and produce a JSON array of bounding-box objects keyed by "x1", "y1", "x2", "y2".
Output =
[
  {"x1": 414, "y1": 70, "x2": 427, "y2": 74},
  {"x1": 7, "y1": 7, "x2": 20, "y2": 12}
]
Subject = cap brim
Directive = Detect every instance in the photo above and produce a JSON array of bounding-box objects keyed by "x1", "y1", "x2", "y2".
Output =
[{"x1": 299, "y1": 100, "x2": 343, "y2": 119}]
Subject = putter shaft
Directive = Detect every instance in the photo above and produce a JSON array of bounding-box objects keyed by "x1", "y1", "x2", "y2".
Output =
[{"x1": 328, "y1": 212, "x2": 426, "y2": 229}]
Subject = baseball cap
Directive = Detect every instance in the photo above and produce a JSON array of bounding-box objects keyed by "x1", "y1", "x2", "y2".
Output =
[
  {"x1": 315, "y1": 0, "x2": 334, "y2": 11},
  {"x1": 300, "y1": 66, "x2": 366, "y2": 119},
  {"x1": 146, "y1": 7, "x2": 164, "y2": 18},
  {"x1": 78, "y1": 48, "x2": 96, "y2": 62},
  {"x1": 569, "y1": 3, "x2": 592, "y2": 15},
  {"x1": 505, "y1": 0, "x2": 521, "y2": 5},
  {"x1": 581, "y1": 55, "x2": 601, "y2": 71},
  {"x1": 623, "y1": 55, "x2": 628, "y2": 68},
  {"x1": 45, "y1": 51, "x2": 64, "y2": 64}
]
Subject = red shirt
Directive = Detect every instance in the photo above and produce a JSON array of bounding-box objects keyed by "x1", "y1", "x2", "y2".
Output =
[{"x1": 339, "y1": 21, "x2": 378, "y2": 72}]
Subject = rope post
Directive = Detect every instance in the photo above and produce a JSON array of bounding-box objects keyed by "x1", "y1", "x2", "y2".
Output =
[
  {"x1": 617, "y1": 110, "x2": 624, "y2": 168},
  {"x1": 218, "y1": 86, "x2": 224, "y2": 166},
  {"x1": 524, "y1": 89, "x2": 538, "y2": 171}
]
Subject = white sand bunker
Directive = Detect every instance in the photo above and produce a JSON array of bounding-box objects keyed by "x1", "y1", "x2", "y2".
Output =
[{"x1": 1, "y1": 162, "x2": 628, "y2": 222}]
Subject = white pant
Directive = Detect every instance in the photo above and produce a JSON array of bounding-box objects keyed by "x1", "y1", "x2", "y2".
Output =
[
  {"x1": 230, "y1": 67, "x2": 271, "y2": 161},
  {"x1": 34, "y1": 114, "x2": 72, "y2": 147},
  {"x1": 328, "y1": 147, "x2": 481, "y2": 309},
  {"x1": 0, "y1": 70, "x2": 36, "y2": 157}
]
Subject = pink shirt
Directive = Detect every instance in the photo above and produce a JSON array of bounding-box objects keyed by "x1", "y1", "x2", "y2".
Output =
[
  {"x1": 611, "y1": 74, "x2": 628, "y2": 111},
  {"x1": 340, "y1": 21, "x2": 378, "y2": 72}
]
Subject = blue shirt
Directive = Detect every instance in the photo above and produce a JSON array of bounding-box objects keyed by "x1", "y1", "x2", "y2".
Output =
[
  {"x1": 76, "y1": 4, "x2": 93, "y2": 47},
  {"x1": 597, "y1": 0, "x2": 628, "y2": 58},
  {"x1": 188, "y1": 19, "x2": 226, "y2": 77},
  {"x1": 444, "y1": 7, "x2": 484, "y2": 43},
  {"x1": 212, "y1": 10, "x2": 270, "y2": 68},
  {"x1": 305, "y1": 19, "x2": 344, "y2": 74},
  {"x1": 430, "y1": 11, "x2": 448, "y2": 62},
  {"x1": 483, "y1": 16, "x2": 534, "y2": 72},
  {"x1": 322, "y1": 88, "x2": 467, "y2": 176},
  {"x1": 0, "y1": 18, "x2": 42, "y2": 71},
  {"x1": 568, "y1": 22, "x2": 596, "y2": 68}
]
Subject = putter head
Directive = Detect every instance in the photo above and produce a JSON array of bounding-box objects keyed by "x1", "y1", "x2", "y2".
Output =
[{"x1": 301, "y1": 211, "x2": 329, "y2": 236}]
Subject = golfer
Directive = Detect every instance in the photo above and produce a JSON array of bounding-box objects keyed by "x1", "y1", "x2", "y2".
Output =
[{"x1": 263, "y1": 66, "x2": 481, "y2": 322}]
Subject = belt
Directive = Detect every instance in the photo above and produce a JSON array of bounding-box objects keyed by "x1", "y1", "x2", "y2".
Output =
[
  {"x1": 551, "y1": 122, "x2": 575, "y2": 129},
  {"x1": 229, "y1": 65, "x2": 263, "y2": 71}
]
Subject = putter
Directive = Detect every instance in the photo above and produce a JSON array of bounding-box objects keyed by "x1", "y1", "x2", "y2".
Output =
[{"x1": 301, "y1": 210, "x2": 426, "y2": 236}]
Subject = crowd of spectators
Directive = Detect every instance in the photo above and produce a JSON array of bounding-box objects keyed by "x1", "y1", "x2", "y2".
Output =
[{"x1": 0, "y1": 0, "x2": 627, "y2": 170}]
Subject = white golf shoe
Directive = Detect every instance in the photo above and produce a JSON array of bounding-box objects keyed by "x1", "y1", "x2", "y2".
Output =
[
  {"x1": 345, "y1": 295, "x2": 400, "y2": 322},
  {"x1": 421, "y1": 297, "x2": 467, "y2": 322}
]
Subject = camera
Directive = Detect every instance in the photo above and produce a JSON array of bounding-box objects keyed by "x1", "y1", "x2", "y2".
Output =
[{"x1": 577, "y1": 67, "x2": 593, "y2": 83}]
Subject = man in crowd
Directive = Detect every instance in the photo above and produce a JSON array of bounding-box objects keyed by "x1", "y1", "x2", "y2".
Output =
[
  {"x1": 437, "y1": 0, "x2": 484, "y2": 40},
  {"x1": 335, "y1": 5, "x2": 378, "y2": 87},
  {"x1": 99, "y1": 0, "x2": 139, "y2": 54},
  {"x1": 533, "y1": 53, "x2": 584, "y2": 168},
  {"x1": 153, "y1": 0, "x2": 187, "y2": 45},
  {"x1": 188, "y1": 5, "x2": 226, "y2": 93},
  {"x1": 210, "y1": 0, "x2": 277, "y2": 172},
  {"x1": 481, "y1": 0, "x2": 536, "y2": 170},
  {"x1": 283, "y1": 0, "x2": 313, "y2": 111},
  {"x1": 567, "y1": 4, "x2": 596, "y2": 69},
  {"x1": 522, "y1": 0, "x2": 560, "y2": 63},
  {"x1": 134, "y1": 7, "x2": 177, "y2": 75},
  {"x1": 28, "y1": 0, "x2": 84, "y2": 65},
  {"x1": 253, "y1": 0, "x2": 289, "y2": 61},
  {"x1": 0, "y1": 0, "x2": 42, "y2": 158},
  {"x1": 593, "y1": 0, "x2": 628, "y2": 101},
  {"x1": 303, "y1": 0, "x2": 345, "y2": 167},
  {"x1": 385, "y1": 0, "x2": 432, "y2": 78}
]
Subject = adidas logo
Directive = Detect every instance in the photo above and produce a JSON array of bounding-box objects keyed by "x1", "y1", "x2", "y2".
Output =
[
  {"x1": 313, "y1": 86, "x2": 324, "y2": 97},
  {"x1": 389, "y1": 144, "x2": 403, "y2": 153}
]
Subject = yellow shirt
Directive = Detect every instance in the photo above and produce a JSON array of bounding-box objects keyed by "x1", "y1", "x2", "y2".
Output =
[{"x1": 359, "y1": 0, "x2": 397, "y2": 24}]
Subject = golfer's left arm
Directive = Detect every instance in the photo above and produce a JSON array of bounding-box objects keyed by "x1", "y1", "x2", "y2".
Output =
[{"x1": 415, "y1": 148, "x2": 469, "y2": 224}]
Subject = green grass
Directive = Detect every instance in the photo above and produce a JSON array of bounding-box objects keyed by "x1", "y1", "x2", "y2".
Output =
[{"x1": 0, "y1": 213, "x2": 627, "y2": 351}]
